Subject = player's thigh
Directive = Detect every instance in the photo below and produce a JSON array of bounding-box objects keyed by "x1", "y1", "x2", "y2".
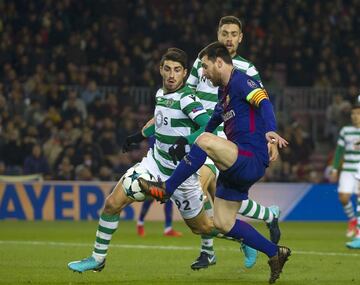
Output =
[
  {"x1": 104, "y1": 178, "x2": 133, "y2": 215},
  {"x1": 200, "y1": 165, "x2": 216, "y2": 200},
  {"x1": 196, "y1": 132, "x2": 238, "y2": 171},
  {"x1": 208, "y1": 176, "x2": 217, "y2": 202},
  {"x1": 184, "y1": 208, "x2": 213, "y2": 235},
  {"x1": 208, "y1": 172, "x2": 216, "y2": 203},
  {"x1": 213, "y1": 197, "x2": 242, "y2": 233}
]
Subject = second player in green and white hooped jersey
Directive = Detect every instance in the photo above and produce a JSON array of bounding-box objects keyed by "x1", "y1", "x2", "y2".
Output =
[
  {"x1": 336, "y1": 125, "x2": 360, "y2": 173},
  {"x1": 186, "y1": 55, "x2": 262, "y2": 172},
  {"x1": 152, "y1": 85, "x2": 207, "y2": 175},
  {"x1": 187, "y1": 55, "x2": 262, "y2": 115}
]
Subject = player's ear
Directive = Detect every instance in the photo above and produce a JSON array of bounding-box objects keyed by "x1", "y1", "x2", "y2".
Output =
[
  {"x1": 216, "y1": 57, "x2": 222, "y2": 68},
  {"x1": 159, "y1": 64, "x2": 163, "y2": 76},
  {"x1": 238, "y1": 32, "x2": 243, "y2": 44}
]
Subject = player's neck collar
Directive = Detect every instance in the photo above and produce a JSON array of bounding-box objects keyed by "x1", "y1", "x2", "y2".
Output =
[
  {"x1": 163, "y1": 83, "x2": 185, "y2": 95},
  {"x1": 222, "y1": 67, "x2": 236, "y2": 90}
]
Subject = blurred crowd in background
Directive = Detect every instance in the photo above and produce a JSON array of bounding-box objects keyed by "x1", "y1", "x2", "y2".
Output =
[{"x1": 0, "y1": 0, "x2": 359, "y2": 182}]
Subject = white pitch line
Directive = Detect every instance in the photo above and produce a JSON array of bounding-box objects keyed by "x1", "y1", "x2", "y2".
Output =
[{"x1": 0, "y1": 240, "x2": 359, "y2": 257}]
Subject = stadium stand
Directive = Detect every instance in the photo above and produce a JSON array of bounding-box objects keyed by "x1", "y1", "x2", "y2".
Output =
[{"x1": 0, "y1": 0, "x2": 359, "y2": 181}]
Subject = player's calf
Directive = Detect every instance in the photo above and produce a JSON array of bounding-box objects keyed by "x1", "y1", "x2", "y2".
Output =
[
  {"x1": 103, "y1": 183, "x2": 133, "y2": 215},
  {"x1": 184, "y1": 211, "x2": 214, "y2": 235},
  {"x1": 103, "y1": 196, "x2": 122, "y2": 215}
]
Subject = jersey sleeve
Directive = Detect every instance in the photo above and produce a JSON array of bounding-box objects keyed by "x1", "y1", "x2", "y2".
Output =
[
  {"x1": 332, "y1": 144, "x2": 345, "y2": 170},
  {"x1": 237, "y1": 74, "x2": 269, "y2": 107},
  {"x1": 246, "y1": 63, "x2": 263, "y2": 86},
  {"x1": 236, "y1": 73, "x2": 277, "y2": 132},
  {"x1": 332, "y1": 127, "x2": 348, "y2": 169},
  {"x1": 205, "y1": 102, "x2": 223, "y2": 133},
  {"x1": 180, "y1": 90, "x2": 207, "y2": 121},
  {"x1": 186, "y1": 58, "x2": 201, "y2": 90}
]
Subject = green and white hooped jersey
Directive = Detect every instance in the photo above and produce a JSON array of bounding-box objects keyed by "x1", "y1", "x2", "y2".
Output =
[
  {"x1": 337, "y1": 125, "x2": 360, "y2": 172},
  {"x1": 152, "y1": 85, "x2": 207, "y2": 176}
]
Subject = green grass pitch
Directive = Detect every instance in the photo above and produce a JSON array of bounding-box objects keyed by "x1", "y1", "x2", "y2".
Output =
[{"x1": 0, "y1": 221, "x2": 359, "y2": 285}]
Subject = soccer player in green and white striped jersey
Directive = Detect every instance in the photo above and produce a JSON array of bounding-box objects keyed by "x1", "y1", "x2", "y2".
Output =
[
  {"x1": 185, "y1": 16, "x2": 280, "y2": 270},
  {"x1": 67, "y1": 47, "x2": 250, "y2": 273},
  {"x1": 330, "y1": 104, "x2": 360, "y2": 242}
]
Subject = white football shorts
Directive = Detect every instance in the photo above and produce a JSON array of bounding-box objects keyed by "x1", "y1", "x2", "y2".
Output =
[
  {"x1": 139, "y1": 150, "x2": 204, "y2": 219},
  {"x1": 338, "y1": 171, "x2": 359, "y2": 194}
]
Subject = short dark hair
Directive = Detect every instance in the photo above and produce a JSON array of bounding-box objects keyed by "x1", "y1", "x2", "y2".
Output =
[
  {"x1": 198, "y1": 42, "x2": 232, "y2": 64},
  {"x1": 218, "y1": 16, "x2": 242, "y2": 31},
  {"x1": 160, "y1": 48, "x2": 188, "y2": 69}
]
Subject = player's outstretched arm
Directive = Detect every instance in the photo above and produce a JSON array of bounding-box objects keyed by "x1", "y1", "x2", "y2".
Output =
[
  {"x1": 141, "y1": 118, "x2": 155, "y2": 135},
  {"x1": 329, "y1": 143, "x2": 344, "y2": 182},
  {"x1": 254, "y1": 92, "x2": 288, "y2": 148},
  {"x1": 122, "y1": 118, "x2": 155, "y2": 153}
]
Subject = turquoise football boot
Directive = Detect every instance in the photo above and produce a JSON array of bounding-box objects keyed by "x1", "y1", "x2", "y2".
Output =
[
  {"x1": 346, "y1": 238, "x2": 360, "y2": 249},
  {"x1": 241, "y1": 243, "x2": 258, "y2": 268},
  {"x1": 68, "y1": 256, "x2": 105, "y2": 273}
]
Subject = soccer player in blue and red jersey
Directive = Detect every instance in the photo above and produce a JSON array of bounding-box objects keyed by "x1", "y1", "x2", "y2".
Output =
[{"x1": 139, "y1": 42, "x2": 291, "y2": 284}]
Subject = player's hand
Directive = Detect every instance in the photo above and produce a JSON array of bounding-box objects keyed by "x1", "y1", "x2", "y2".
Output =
[
  {"x1": 267, "y1": 142, "x2": 279, "y2": 162},
  {"x1": 122, "y1": 132, "x2": 145, "y2": 153},
  {"x1": 168, "y1": 137, "x2": 188, "y2": 165},
  {"x1": 265, "y1": 131, "x2": 289, "y2": 149}
]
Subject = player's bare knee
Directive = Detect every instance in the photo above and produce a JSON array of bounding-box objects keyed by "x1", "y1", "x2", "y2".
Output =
[
  {"x1": 187, "y1": 215, "x2": 213, "y2": 235},
  {"x1": 201, "y1": 222, "x2": 213, "y2": 235},
  {"x1": 190, "y1": 222, "x2": 212, "y2": 235},
  {"x1": 189, "y1": 227, "x2": 201, "y2": 235},
  {"x1": 195, "y1": 132, "x2": 213, "y2": 153},
  {"x1": 187, "y1": 223, "x2": 201, "y2": 235}
]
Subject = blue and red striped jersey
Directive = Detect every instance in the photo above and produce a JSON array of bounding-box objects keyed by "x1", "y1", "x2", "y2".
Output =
[{"x1": 205, "y1": 69, "x2": 277, "y2": 164}]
